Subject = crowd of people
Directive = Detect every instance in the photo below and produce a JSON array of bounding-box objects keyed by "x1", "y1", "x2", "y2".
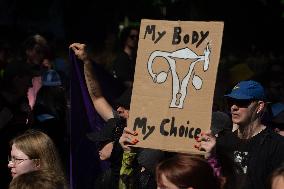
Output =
[
  {"x1": 0, "y1": 33, "x2": 69, "y2": 188},
  {"x1": 69, "y1": 23, "x2": 284, "y2": 189},
  {"x1": 1, "y1": 24, "x2": 284, "y2": 189}
]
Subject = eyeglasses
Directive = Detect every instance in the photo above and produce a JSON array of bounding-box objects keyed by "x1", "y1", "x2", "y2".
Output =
[
  {"x1": 8, "y1": 156, "x2": 30, "y2": 165},
  {"x1": 227, "y1": 99, "x2": 254, "y2": 108},
  {"x1": 129, "y1": 35, "x2": 138, "y2": 40}
]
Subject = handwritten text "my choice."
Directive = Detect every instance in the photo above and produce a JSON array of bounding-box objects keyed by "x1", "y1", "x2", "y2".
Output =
[{"x1": 133, "y1": 117, "x2": 202, "y2": 140}]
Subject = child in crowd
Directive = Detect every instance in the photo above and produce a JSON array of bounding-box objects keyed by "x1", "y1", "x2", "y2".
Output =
[{"x1": 8, "y1": 130, "x2": 66, "y2": 187}]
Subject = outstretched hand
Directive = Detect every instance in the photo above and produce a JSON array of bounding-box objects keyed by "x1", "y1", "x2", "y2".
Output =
[
  {"x1": 69, "y1": 43, "x2": 89, "y2": 62},
  {"x1": 119, "y1": 127, "x2": 139, "y2": 152}
]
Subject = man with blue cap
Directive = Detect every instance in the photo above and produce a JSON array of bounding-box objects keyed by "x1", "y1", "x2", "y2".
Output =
[{"x1": 196, "y1": 80, "x2": 284, "y2": 189}]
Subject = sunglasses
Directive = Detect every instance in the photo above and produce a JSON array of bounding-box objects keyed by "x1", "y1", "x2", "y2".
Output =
[{"x1": 227, "y1": 99, "x2": 254, "y2": 108}]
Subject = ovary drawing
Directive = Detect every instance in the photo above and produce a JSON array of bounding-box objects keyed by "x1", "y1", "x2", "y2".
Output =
[{"x1": 147, "y1": 43, "x2": 211, "y2": 109}]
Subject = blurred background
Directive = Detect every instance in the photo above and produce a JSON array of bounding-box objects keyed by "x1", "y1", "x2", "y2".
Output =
[{"x1": 0, "y1": 0, "x2": 283, "y2": 54}]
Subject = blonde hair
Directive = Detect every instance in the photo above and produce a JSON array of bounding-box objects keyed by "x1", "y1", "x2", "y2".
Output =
[{"x1": 10, "y1": 130, "x2": 64, "y2": 178}]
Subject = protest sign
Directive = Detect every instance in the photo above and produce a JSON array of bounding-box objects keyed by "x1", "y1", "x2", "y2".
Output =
[{"x1": 128, "y1": 19, "x2": 224, "y2": 154}]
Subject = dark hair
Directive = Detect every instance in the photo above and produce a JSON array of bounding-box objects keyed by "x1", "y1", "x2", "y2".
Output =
[
  {"x1": 9, "y1": 170, "x2": 66, "y2": 189},
  {"x1": 211, "y1": 111, "x2": 232, "y2": 136},
  {"x1": 156, "y1": 154, "x2": 221, "y2": 189},
  {"x1": 34, "y1": 86, "x2": 66, "y2": 120},
  {"x1": 119, "y1": 26, "x2": 139, "y2": 48},
  {"x1": 22, "y1": 34, "x2": 52, "y2": 60},
  {"x1": 1, "y1": 61, "x2": 34, "y2": 89}
]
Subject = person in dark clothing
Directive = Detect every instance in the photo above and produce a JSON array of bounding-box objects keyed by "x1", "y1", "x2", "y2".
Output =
[
  {"x1": 196, "y1": 80, "x2": 284, "y2": 189},
  {"x1": 0, "y1": 61, "x2": 35, "y2": 188},
  {"x1": 32, "y1": 69, "x2": 68, "y2": 171},
  {"x1": 86, "y1": 118, "x2": 124, "y2": 189},
  {"x1": 216, "y1": 124, "x2": 284, "y2": 189},
  {"x1": 70, "y1": 43, "x2": 164, "y2": 189},
  {"x1": 111, "y1": 26, "x2": 139, "y2": 88},
  {"x1": 269, "y1": 102, "x2": 284, "y2": 136}
]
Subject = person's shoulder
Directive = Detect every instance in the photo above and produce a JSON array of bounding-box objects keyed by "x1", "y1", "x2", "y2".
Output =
[
  {"x1": 216, "y1": 130, "x2": 238, "y2": 149},
  {"x1": 261, "y1": 128, "x2": 284, "y2": 150},
  {"x1": 264, "y1": 127, "x2": 284, "y2": 142},
  {"x1": 217, "y1": 129, "x2": 236, "y2": 140},
  {"x1": 271, "y1": 133, "x2": 284, "y2": 145},
  {"x1": 261, "y1": 128, "x2": 284, "y2": 165}
]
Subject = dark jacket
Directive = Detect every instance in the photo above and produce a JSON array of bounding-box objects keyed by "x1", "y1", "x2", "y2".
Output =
[
  {"x1": 94, "y1": 141, "x2": 123, "y2": 189},
  {"x1": 0, "y1": 92, "x2": 31, "y2": 189}
]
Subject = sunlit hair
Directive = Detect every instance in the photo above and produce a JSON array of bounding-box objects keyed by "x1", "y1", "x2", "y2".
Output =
[
  {"x1": 9, "y1": 169, "x2": 66, "y2": 189},
  {"x1": 156, "y1": 154, "x2": 220, "y2": 189},
  {"x1": 10, "y1": 130, "x2": 64, "y2": 178}
]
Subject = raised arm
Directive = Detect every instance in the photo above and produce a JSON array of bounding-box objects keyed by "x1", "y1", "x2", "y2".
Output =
[{"x1": 69, "y1": 43, "x2": 114, "y2": 121}]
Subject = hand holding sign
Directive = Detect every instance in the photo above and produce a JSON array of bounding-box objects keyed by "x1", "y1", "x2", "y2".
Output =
[
  {"x1": 194, "y1": 132, "x2": 216, "y2": 157},
  {"x1": 119, "y1": 127, "x2": 139, "y2": 152}
]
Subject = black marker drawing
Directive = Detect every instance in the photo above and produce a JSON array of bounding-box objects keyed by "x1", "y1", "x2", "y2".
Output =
[{"x1": 147, "y1": 43, "x2": 211, "y2": 108}]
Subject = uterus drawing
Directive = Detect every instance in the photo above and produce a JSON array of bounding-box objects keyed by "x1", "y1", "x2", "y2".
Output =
[{"x1": 147, "y1": 43, "x2": 211, "y2": 109}]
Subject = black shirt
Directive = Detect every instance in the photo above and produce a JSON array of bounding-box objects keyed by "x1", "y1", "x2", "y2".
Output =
[
  {"x1": 216, "y1": 128, "x2": 284, "y2": 189},
  {"x1": 112, "y1": 51, "x2": 136, "y2": 84}
]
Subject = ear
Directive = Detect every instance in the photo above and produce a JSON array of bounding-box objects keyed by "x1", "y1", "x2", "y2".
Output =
[
  {"x1": 256, "y1": 101, "x2": 265, "y2": 114},
  {"x1": 33, "y1": 159, "x2": 41, "y2": 169}
]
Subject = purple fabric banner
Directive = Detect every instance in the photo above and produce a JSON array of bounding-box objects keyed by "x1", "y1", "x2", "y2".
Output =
[{"x1": 69, "y1": 51, "x2": 108, "y2": 189}]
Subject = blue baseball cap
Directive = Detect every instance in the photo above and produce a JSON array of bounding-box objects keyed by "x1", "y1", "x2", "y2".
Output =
[{"x1": 225, "y1": 80, "x2": 266, "y2": 100}]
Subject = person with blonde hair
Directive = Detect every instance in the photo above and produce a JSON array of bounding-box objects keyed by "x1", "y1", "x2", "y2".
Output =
[
  {"x1": 9, "y1": 169, "x2": 65, "y2": 189},
  {"x1": 8, "y1": 129, "x2": 65, "y2": 182}
]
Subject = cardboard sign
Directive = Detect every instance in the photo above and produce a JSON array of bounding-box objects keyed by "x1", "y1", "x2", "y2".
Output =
[{"x1": 128, "y1": 19, "x2": 224, "y2": 154}]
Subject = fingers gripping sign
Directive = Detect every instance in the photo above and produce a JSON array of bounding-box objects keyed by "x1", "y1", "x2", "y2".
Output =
[
  {"x1": 194, "y1": 131, "x2": 216, "y2": 156},
  {"x1": 119, "y1": 127, "x2": 139, "y2": 152}
]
